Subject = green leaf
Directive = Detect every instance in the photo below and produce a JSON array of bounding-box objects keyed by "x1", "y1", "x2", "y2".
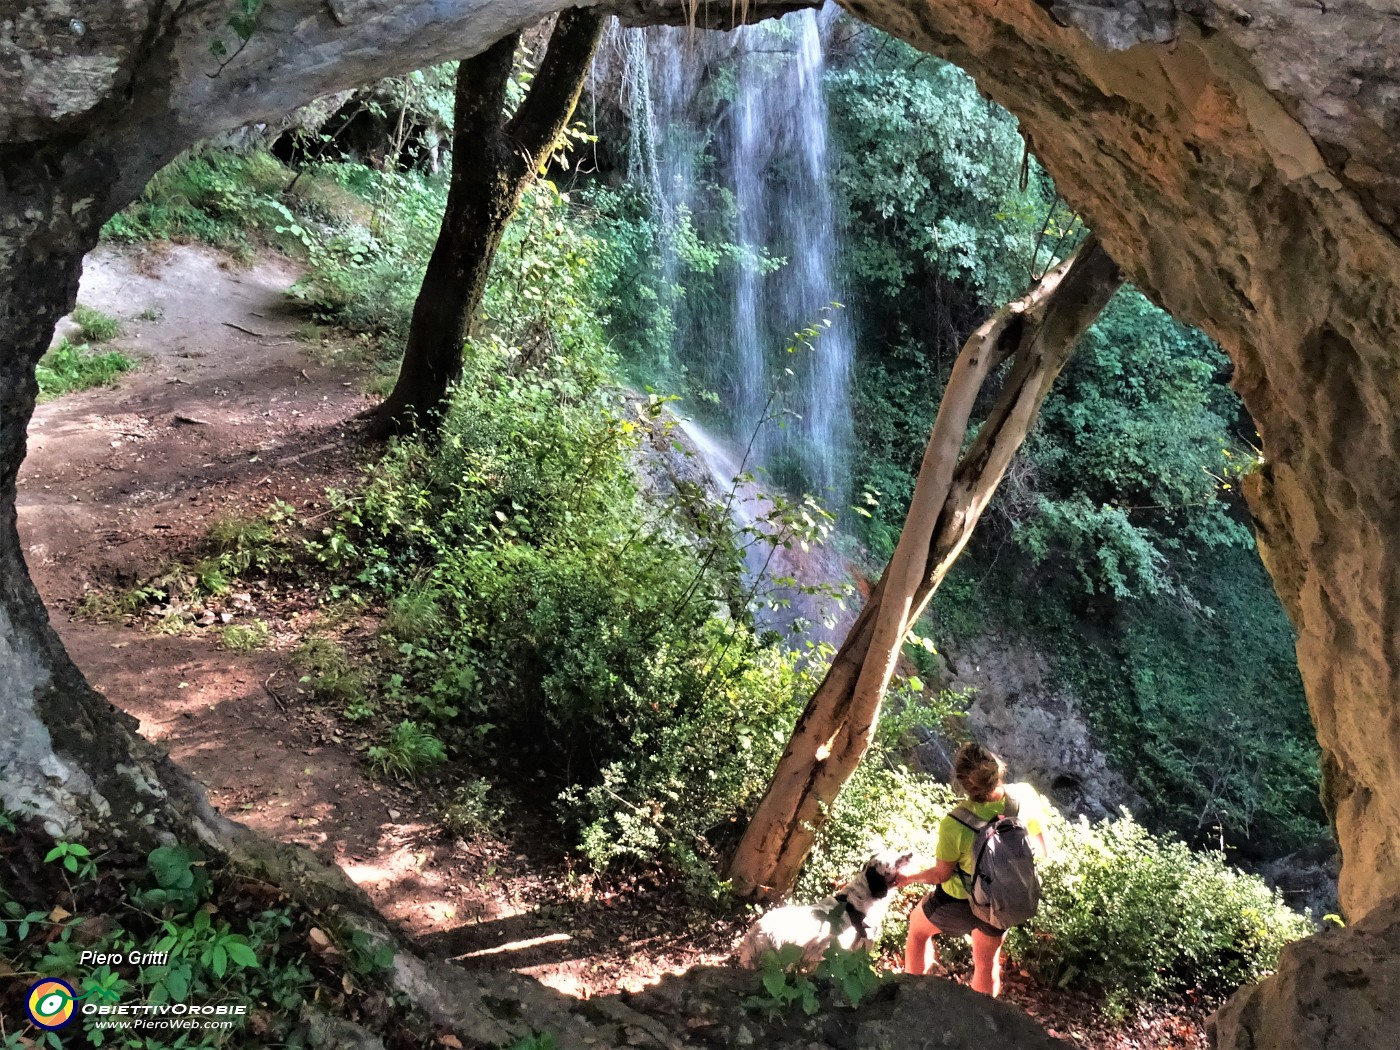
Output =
[
  {"x1": 211, "y1": 943, "x2": 228, "y2": 978},
  {"x1": 164, "y1": 962, "x2": 192, "y2": 1001},
  {"x1": 224, "y1": 940, "x2": 259, "y2": 970},
  {"x1": 148, "y1": 845, "x2": 197, "y2": 890}
]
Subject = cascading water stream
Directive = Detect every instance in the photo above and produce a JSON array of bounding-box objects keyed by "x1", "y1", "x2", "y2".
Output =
[{"x1": 607, "y1": 4, "x2": 855, "y2": 509}]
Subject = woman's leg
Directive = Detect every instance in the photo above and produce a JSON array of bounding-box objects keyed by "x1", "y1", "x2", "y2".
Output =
[
  {"x1": 969, "y1": 928, "x2": 1007, "y2": 996},
  {"x1": 904, "y1": 902, "x2": 941, "y2": 974}
]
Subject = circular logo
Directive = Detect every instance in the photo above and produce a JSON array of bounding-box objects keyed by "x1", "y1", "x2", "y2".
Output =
[{"x1": 26, "y1": 978, "x2": 77, "y2": 1030}]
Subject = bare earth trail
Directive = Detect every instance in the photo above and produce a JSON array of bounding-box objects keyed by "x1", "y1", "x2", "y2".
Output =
[
  {"x1": 16, "y1": 243, "x2": 740, "y2": 1000},
  {"x1": 16, "y1": 244, "x2": 1204, "y2": 1046}
]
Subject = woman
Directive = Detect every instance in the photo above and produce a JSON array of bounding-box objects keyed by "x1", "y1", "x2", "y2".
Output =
[{"x1": 894, "y1": 742, "x2": 1051, "y2": 997}]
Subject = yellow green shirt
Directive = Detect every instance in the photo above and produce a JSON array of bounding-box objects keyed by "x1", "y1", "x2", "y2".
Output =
[{"x1": 935, "y1": 783, "x2": 1046, "y2": 900}]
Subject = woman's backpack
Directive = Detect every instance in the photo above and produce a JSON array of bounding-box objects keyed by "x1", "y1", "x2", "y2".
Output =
[{"x1": 949, "y1": 791, "x2": 1042, "y2": 931}]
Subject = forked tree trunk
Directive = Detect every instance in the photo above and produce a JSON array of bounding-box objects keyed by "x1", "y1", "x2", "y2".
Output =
[
  {"x1": 726, "y1": 238, "x2": 1123, "y2": 899},
  {"x1": 370, "y1": 8, "x2": 605, "y2": 437}
]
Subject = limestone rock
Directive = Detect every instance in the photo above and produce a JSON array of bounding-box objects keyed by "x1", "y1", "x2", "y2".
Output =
[
  {"x1": 941, "y1": 630, "x2": 1141, "y2": 820},
  {"x1": 1212, "y1": 892, "x2": 1400, "y2": 1049},
  {"x1": 619, "y1": 966, "x2": 1072, "y2": 1049}
]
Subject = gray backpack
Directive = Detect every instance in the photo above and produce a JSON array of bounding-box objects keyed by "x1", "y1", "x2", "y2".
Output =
[{"x1": 950, "y1": 791, "x2": 1041, "y2": 931}]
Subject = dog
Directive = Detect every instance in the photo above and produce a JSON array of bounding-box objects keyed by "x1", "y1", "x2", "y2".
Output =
[{"x1": 735, "y1": 850, "x2": 914, "y2": 969}]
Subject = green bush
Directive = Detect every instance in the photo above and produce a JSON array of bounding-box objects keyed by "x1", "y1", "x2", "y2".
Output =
[
  {"x1": 205, "y1": 503, "x2": 298, "y2": 578},
  {"x1": 1005, "y1": 813, "x2": 1313, "y2": 1012},
  {"x1": 367, "y1": 720, "x2": 447, "y2": 781},
  {"x1": 72, "y1": 304, "x2": 122, "y2": 342},
  {"x1": 286, "y1": 163, "x2": 448, "y2": 342},
  {"x1": 294, "y1": 636, "x2": 371, "y2": 717},
  {"x1": 440, "y1": 779, "x2": 505, "y2": 839},
  {"x1": 35, "y1": 339, "x2": 135, "y2": 401}
]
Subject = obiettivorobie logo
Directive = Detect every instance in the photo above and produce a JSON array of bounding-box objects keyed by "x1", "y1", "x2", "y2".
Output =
[
  {"x1": 25, "y1": 978, "x2": 79, "y2": 1030},
  {"x1": 24, "y1": 973, "x2": 247, "y2": 1035}
]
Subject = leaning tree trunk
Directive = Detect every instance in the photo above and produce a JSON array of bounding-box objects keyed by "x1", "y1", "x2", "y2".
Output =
[
  {"x1": 370, "y1": 8, "x2": 605, "y2": 437},
  {"x1": 727, "y1": 238, "x2": 1123, "y2": 899}
]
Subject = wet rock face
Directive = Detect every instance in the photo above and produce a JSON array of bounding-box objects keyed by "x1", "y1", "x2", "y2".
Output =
[
  {"x1": 943, "y1": 634, "x2": 1142, "y2": 822},
  {"x1": 906, "y1": 630, "x2": 1139, "y2": 821},
  {"x1": 841, "y1": 0, "x2": 1400, "y2": 929}
]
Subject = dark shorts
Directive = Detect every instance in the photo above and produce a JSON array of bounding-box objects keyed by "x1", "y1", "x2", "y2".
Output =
[{"x1": 920, "y1": 885, "x2": 1005, "y2": 939}]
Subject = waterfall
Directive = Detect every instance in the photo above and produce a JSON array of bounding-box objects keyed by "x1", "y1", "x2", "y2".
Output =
[{"x1": 608, "y1": 5, "x2": 855, "y2": 510}]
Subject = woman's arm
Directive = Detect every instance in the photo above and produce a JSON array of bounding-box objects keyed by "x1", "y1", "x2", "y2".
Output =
[{"x1": 895, "y1": 858, "x2": 958, "y2": 890}]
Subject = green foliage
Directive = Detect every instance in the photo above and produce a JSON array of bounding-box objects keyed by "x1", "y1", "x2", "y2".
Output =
[
  {"x1": 219, "y1": 620, "x2": 271, "y2": 651},
  {"x1": 1005, "y1": 814, "x2": 1314, "y2": 1013},
  {"x1": 2, "y1": 830, "x2": 316, "y2": 1049},
  {"x1": 829, "y1": 53, "x2": 1053, "y2": 309},
  {"x1": 504, "y1": 1035, "x2": 559, "y2": 1050},
  {"x1": 72, "y1": 304, "x2": 123, "y2": 342},
  {"x1": 44, "y1": 841, "x2": 96, "y2": 879},
  {"x1": 101, "y1": 149, "x2": 295, "y2": 258},
  {"x1": 210, "y1": 0, "x2": 266, "y2": 61},
  {"x1": 1013, "y1": 288, "x2": 1253, "y2": 601},
  {"x1": 746, "y1": 944, "x2": 820, "y2": 1017},
  {"x1": 816, "y1": 942, "x2": 885, "y2": 1007},
  {"x1": 440, "y1": 779, "x2": 505, "y2": 839},
  {"x1": 380, "y1": 580, "x2": 444, "y2": 640},
  {"x1": 367, "y1": 720, "x2": 447, "y2": 780},
  {"x1": 136, "y1": 845, "x2": 211, "y2": 911},
  {"x1": 35, "y1": 339, "x2": 135, "y2": 401},
  {"x1": 744, "y1": 942, "x2": 886, "y2": 1018},
  {"x1": 286, "y1": 163, "x2": 449, "y2": 342},
  {"x1": 75, "y1": 583, "x2": 165, "y2": 622},
  {"x1": 294, "y1": 636, "x2": 371, "y2": 716},
  {"x1": 203, "y1": 502, "x2": 299, "y2": 580}
]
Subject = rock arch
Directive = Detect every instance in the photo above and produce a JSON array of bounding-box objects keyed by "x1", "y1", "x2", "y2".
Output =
[{"x1": 3, "y1": 1, "x2": 1398, "y2": 1044}]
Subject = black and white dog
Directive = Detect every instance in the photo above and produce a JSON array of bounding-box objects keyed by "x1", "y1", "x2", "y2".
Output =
[{"x1": 735, "y1": 850, "x2": 913, "y2": 968}]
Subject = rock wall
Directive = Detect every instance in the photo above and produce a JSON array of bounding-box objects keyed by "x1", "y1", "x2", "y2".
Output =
[
  {"x1": 942, "y1": 631, "x2": 1143, "y2": 821},
  {"x1": 837, "y1": 0, "x2": 1400, "y2": 929}
]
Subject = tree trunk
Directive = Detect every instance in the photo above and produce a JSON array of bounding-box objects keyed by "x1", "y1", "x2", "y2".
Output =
[
  {"x1": 726, "y1": 239, "x2": 1124, "y2": 899},
  {"x1": 370, "y1": 8, "x2": 605, "y2": 436}
]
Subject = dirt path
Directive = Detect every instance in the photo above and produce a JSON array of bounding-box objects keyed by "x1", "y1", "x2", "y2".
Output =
[{"x1": 17, "y1": 243, "x2": 742, "y2": 1000}]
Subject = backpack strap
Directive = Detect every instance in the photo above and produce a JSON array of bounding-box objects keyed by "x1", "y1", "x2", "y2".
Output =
[
  {"x1": 1001, "y1": 789, "x2": 1021, "y2": 821},
  {"x1": 949, "y1": 805, "x2": 989, "y2": 833}
]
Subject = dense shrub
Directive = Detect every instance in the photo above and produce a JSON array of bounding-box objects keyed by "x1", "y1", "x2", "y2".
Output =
[
  {"x1": 285, "y1": 163, "x2": 448, "y2": 341},
  {"x1": 1006, "y1": 814, "x2": 1313, "y2": 1013}
]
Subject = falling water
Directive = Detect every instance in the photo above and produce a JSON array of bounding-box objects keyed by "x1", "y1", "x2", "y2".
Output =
[{"x1": 604, "y1": 5, "x2": 855, "y2": 507}]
